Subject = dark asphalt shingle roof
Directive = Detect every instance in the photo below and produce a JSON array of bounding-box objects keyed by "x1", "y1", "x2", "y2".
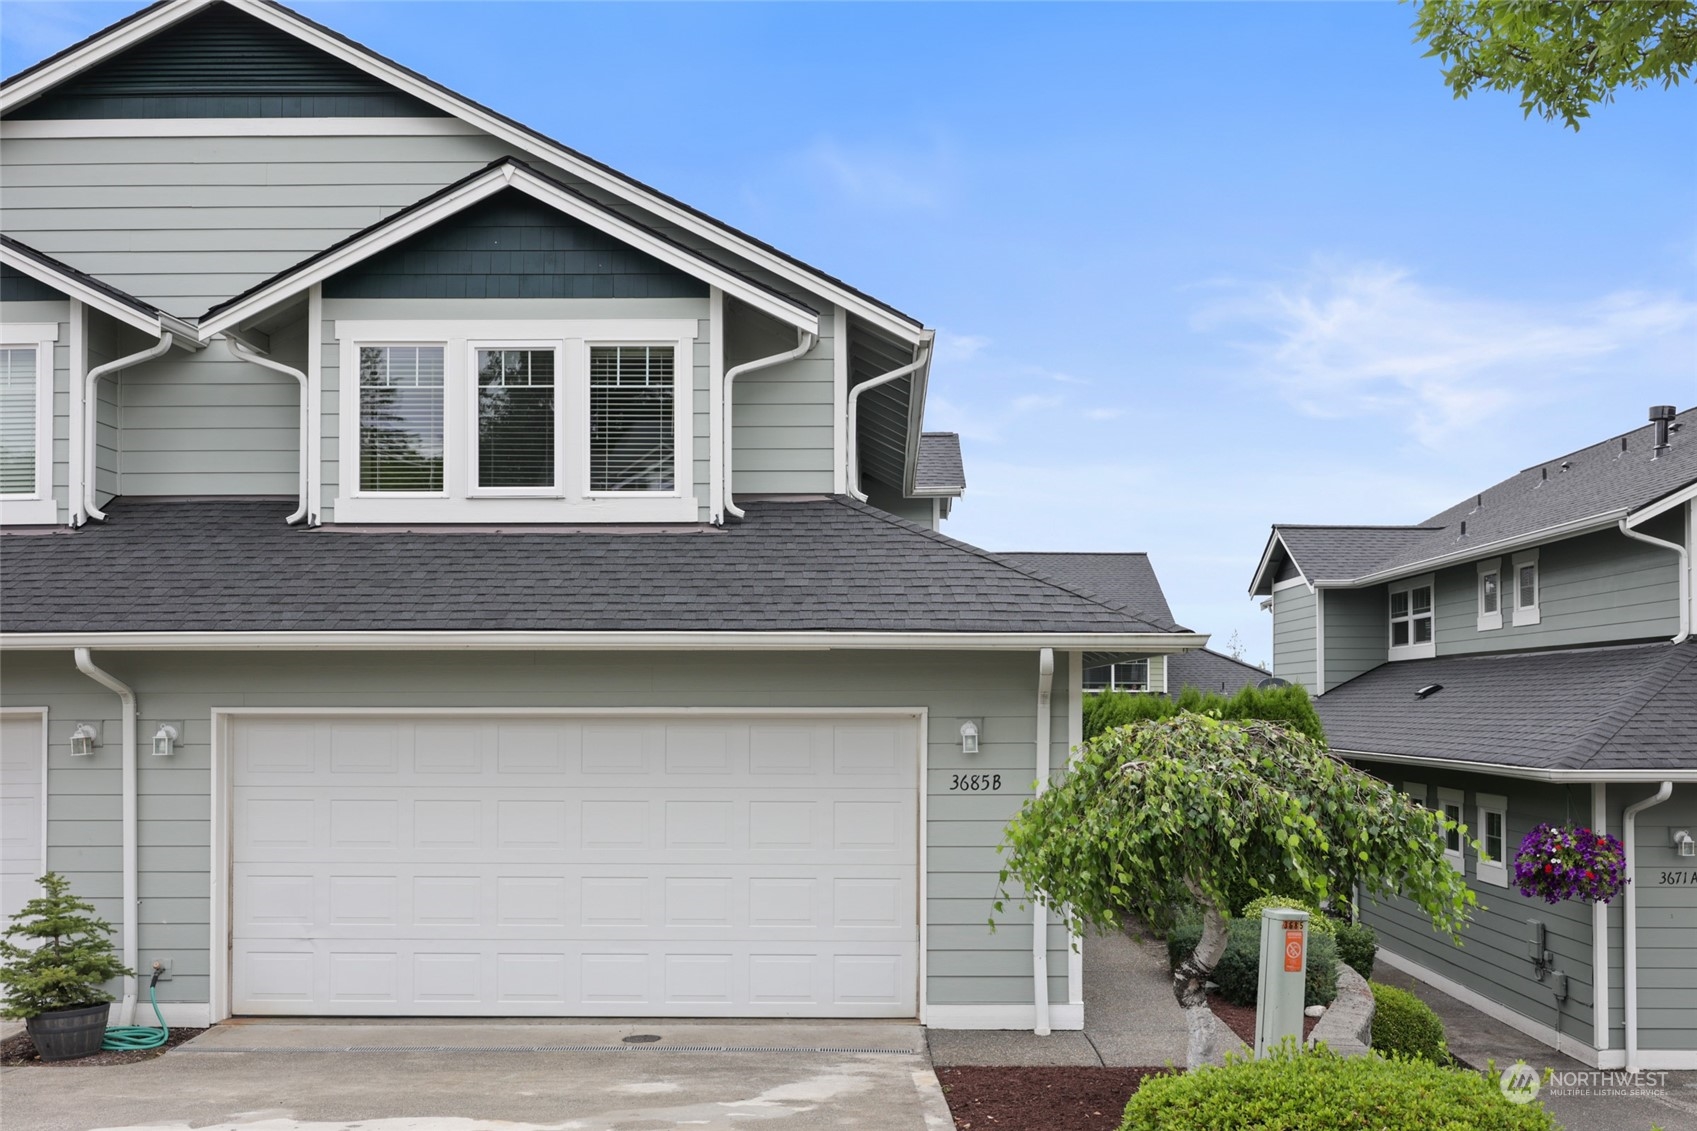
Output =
[
  {"x1": 915, "y1": 432, "x2": 964, "y2": 493},
  {"x1": 996, "y1": 551, "x2": 1181, "y2": 630},
  {"x1": 1261, "y1": 408, "x2": 1697, "y2": 590},
  {"x1": 1, "y1": 234, "x2": 173, "y2": 321},
  {"x1": 0, "y1": 496, "x2": 1186, "y2": 636},
  {"x1": 1167, "y1": 648, "x2": 1268, "y2": 698},
  {"x1": 1317, "y1": 640, "x2": 1697, "y2": 773}
]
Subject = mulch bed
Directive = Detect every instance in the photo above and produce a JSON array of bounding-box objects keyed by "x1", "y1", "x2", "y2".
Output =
[
  {"x1": 0, "y1": 1026, "x2": 207, "y2": 1067},
  {"x1": 1207, "y1": 994, "x2": 1319, "y2": 1047},
  {"x1": 938, "y1": 1065, "x2": 1172, "y2": 1131}
]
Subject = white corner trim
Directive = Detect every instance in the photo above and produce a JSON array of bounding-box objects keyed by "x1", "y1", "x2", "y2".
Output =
[
  {"x1": 1373, "y1": 948, "x2": 1605, "y2": 1066},
  {"x1": 1314, "y1": 588, "x2": 1327, "y2": 695},
  {"x1": 1591, "y1": 782, "x2": 1610, "y2": 1056},
  {"x1": 923, "y1": 1003, "x2": 1084, "y2": 1031},
  {"x1": 832, "y1": 304, "x2": 849, "y2": 498},
  {"x1": 708, "y1": 288, "x2": 725, "y2": 525},
  {"x1": 105, "y1": 1001, "x2": 211, "y2": 1029}
]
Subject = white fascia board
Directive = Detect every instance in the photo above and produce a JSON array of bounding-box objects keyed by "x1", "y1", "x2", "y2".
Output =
[
  {"x1": 1626, "y1": 478, "x2": 1697, "y2": 527},
  {"x1": 0, "y1": 244, "x2": 199, "y2": 344},
  {"x1": 0, "y1": 630, "x2": 1206, "y2": 653},
  {"x1": 199, "y1": 164, "x2": 818, "y2": 338},
  {"x1": 1339, "y1": 748, "x2": 1697, "y2": 784},
  {"x1": 0, "y1": 0, "x2": 218, "y2": 112},
  {"x1": 1250, "y1": 530, "x2": 1305, "y2": 595},
  {"x1": 219, "y1": 1, "x2": 922, "y2": 344},
  {"x1": 1340, "y1": 513, "x2": 1625, "y2": 587},
  {"x1": 898, "y1": 337, "x2": 937, "y2": 496}
]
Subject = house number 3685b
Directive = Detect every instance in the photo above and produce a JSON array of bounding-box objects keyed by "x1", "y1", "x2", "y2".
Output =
[{"x1": 950, "y1": 773, "x2": 1001, "y2": 791}]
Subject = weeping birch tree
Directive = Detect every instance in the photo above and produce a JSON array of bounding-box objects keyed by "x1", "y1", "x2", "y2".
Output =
[{"x1": 996, "y1": 714, "x2": 1475, "y2": 1068}]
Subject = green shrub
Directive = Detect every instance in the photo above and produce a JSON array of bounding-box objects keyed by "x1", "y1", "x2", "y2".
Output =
[
  {"x1": 1173, "y1": 917, "x2": 1338, "y2": 1008},
  {"x1": 1083, "y1": 683, "x2": 1324, "y2": 743},
  {"x1": 1371, "y1": 983, "x2": 1449, "y2": 1063},
  {"x1": 1237, "y1": 894, "x2": 1337, "y2": 937},
  {"x1": 1335, "y1": 919, "x2": 1379, "y2": 979},
  {"x1": 1119, "y1": 1045, "x2": 1557, "y2": 1131}
]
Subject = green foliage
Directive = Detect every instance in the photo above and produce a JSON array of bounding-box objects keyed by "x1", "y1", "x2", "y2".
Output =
[
  {"x1": 1083, "y1": 683, "x2": 1325, "y2": 743},
  {"x1": 996, "y1": 715, "x2": 1476, "y2": 946},
  {"x1": 1411, "y1": 0, "x2": 1697, "y2": 129},
  {"x1": 1371, "y1": 983, "x2": 1450, "y2": 1063},
  {"x1": 1119, "y1": 1044, "x2": 1558, "y2": 1131},
  {"x1": 1335, "y1": 919, "x2": 1379, "y2": 979},
  {"x1": 1238, "y1": 894, "x2": 1338, "y2": 937},
  {"x1": 0, "y1": 873, "x2": 132, "y2": 1019},
  {"x1": 1185, "y1": 918, "x2": 1337, "y2": 1008}
]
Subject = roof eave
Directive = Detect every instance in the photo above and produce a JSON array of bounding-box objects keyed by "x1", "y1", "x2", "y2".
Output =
[
  {"x1": 1249, "y1": 529, "x2": 1298, "y2": 596},
  {"x1": 0, "y1": 238, "x2": 201, "y2": 344},
  {"x1": 1333, "y1": 512, "x2": 1629, "y2": 588},
  {"x1": 1338, "y1": 747, "x2": 1697, "y2": 784}
]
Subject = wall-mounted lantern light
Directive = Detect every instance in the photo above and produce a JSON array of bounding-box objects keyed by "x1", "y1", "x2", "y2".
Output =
[
  {"x1": 1675, "y1": 830, "x2": 1695, "y2": 858},
  {"x1": 69, "y1": 723, "x2": 100, "y2": 757},
  {"x1": 152, "y1": 724, "x2": 179, "y2": 757},
  {"x1": 959, "y1": 720, "x2": 980, "y2": 756}
]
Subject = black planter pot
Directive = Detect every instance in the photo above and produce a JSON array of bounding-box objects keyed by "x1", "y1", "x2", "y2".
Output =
[{"x1": 25, "y1": 1003, "x2": 109, "y2": 1061}]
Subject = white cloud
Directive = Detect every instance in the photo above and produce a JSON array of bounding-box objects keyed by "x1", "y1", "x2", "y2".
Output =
[
  {"x1": 786, "y1": 135, "x2": 957, "y2": 212},
  {"x1": 1194, "y1": 258, "x2": 1697, "y2": 447},
  {"x1": 1085, "y1": 407, "x2": 1123, "y2": 421},
  {"x1": 935, "y1": 331, "x2": 991, "y2": 363}
]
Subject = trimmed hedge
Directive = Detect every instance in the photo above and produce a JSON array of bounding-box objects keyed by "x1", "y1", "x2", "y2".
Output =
[
  {"x1": 1169, "y1": 917, "x2": 1339, "y2": 1008},
  {"x1": 1335, "y1": 919, "x2": 1379, "y2": 980},
  {"x1": 1083, "y1": 683, "x2": 1324, "y2": 743},
  {"x1": 1238, "y1": 894, "x2": 1337, "y2": 937},
  {"x1": 1119, "y1": 1045, "x2": 1558, "y2": 1131},
  {"x1": 1371, "y1": 982, "x2": 1449, "y2": 1063}
]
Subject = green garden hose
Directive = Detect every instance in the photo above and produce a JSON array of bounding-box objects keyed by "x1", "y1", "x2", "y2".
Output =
[{"x1": 101, "y1": 970, "x2": 168, "y2": 1051}]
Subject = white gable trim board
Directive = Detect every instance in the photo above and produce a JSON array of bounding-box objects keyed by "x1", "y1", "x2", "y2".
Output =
[{"x1": 204, "y1": 706, "x2": 966, "y2": 1023}]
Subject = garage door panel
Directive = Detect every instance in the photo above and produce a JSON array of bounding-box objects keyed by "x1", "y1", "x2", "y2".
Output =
[{"x1": 232, "y1": 714, "x2": 918, "y2": 1017}]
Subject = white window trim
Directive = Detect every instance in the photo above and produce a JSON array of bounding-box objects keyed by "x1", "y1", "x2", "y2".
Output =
[
  {"x1": 1476, "y1": 792, "x2": 1509, "y2": 887},
  {"x1": 1387, "y1": 573, "x2": 1437, "y2": 661},
  {"x1": 335, "y1": 318, "x2": 697, "y2": 524},
  {"x1": 1082, "y1": 659, "x2": 1152, "y2": 694},
  {"x1": 0, "y1": 323, "x2": 59, "y2": 525},
  {"x1": 1476, "y1": 558, "x2": 1503, "y2": 632},
  {"x1": 1436, "y1": 786, "x2": 1466, "y2": 874},
  {"x1": 1512, "y1": 549, "x2": 1541, "y2": 626},
  {"x1": 1403, "y1": 782, "x2": 1429, "y2": 805}
]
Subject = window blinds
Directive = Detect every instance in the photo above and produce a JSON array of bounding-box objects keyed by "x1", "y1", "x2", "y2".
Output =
[
  {"x1": 589, "y1": 345, "x2": 674, "y2": 492},
  {"x1": 0, "y1": 348, "x2": 38, "y2": 496},
  {"x1": 359, "y1": 345, "x2": 444, "y2": 492},
  {"x1": 477, "y1": 348, "x2": 555, "y2": 489}
]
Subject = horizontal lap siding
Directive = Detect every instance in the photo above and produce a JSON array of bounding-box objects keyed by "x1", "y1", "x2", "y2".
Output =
[
  {"x1": 1271, "y1": 585, "x2": 1317, "y2": 692},
  {"x1": 727, "y1": 304, "x2": 835, "y2": 496},
  {"x1": 0, "y1": 649, "x2": 1072, "y2": 1013},
  {"x1": 1433, "y1": 526, "x2": 1681, "y2": 656},
  {"x1": 0, "y1": 133, "x2": 522, "y2": 317},
  {"x1": 1359, "y1": 766, "x2": 1596, "y2": 1040},
  {"x1": 1322, "y1": 585, "x2": 1384, "y2": 690},
  {"x1": 1607, "y1": 785, "x2": 1697, "y2": 1051}
]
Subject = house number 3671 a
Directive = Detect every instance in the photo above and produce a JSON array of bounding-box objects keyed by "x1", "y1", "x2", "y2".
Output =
[{"x1": 950, "y1": 773, "x2": 1001, "y2": 791}]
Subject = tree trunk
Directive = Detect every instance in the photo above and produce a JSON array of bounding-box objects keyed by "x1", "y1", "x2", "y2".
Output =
[{"x1": 1172, "y1": 881, "x2": 1230, "y2": 1069}]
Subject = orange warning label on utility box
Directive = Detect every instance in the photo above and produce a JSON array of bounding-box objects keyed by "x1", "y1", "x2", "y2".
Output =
[{"x1": 1284, "y1": 930, "x2": 1304, "y2": 972}]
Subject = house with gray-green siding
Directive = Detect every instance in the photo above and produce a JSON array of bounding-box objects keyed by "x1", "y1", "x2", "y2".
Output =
[
  {"x1": 1249, "y1": 405, "x2": 1697, "y2": 1072},
  {"x1": 0, "y1": 0, "x2": 1208, "y2": 1033}
]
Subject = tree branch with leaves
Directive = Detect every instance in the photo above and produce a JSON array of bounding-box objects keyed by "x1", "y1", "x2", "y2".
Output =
[{"x1": 996, "y1": 714, "x2": 1475, "y2": 1068}]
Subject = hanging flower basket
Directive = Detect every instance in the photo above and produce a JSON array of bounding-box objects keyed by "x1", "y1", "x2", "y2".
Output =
[{"x1": 1512, "y1": 823, "x2": 1628, "y2": 905}]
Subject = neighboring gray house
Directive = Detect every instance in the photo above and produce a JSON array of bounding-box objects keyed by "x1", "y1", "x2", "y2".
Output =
[
  {"x1": 1249, "y1": 405, "x2": 1697, "y2": 1072},
  {"x1": 0, "y1": 0, "x2": 1207, "y2": 1032},
  {"x1": 998, "y1": 551, "x2": 1266, "y2": 697}
]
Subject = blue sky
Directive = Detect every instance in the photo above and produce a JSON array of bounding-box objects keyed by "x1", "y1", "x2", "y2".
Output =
[{"x1": 5, "y1": 2, "x2": 1693, "y2": 665}]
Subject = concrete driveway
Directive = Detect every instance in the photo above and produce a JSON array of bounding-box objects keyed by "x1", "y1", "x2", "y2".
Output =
[{"x1": 0, "y1": 1020, "x2": 951, "y2": 1131}]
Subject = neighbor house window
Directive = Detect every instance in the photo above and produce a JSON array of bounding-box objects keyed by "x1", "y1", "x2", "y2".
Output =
[
  {"x1": 1476, "y1": 558, "x2": 1502, "y2": 632},
  {"x1": 1388, "y1": 575, "x2": 1436, "y2": 659},
  {"x1": 359, "y1": 345, "x2": 445, "y2": 493},
  {"x1": 0, "y1": 325, "x2": 60, "y2": 524},
  {"x1": 1512, "y1": 550, "x2": 1541, "y2": 626},
  {"x1": 475, "y1": 347, "x2": 556, "y2": 491},
  {"x1": 1476, "y1": 793, "x2": 1508, "y2": 887},
  {"x1": 1083, "y1": 659, "x2": 1150, "y2": 693},
  {"x1": 1436, "y1": 787, "x2": 1466, "y2": 874},
  {"x1": 589, "y1": 345, "x2": 674, "y2": 492}
]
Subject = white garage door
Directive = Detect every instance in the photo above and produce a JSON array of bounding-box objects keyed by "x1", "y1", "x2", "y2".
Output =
[
  {"x1": 230, "y1": 714, "x2": 919, "y2": 1017},
  {"x1": 1, "y1": 715, "x2": 45, "y2": 927}
]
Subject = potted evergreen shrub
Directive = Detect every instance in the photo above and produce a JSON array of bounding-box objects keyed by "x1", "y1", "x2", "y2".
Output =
[{"x1": 0, "y1": 872, "x2": 131, "y2": 1061}]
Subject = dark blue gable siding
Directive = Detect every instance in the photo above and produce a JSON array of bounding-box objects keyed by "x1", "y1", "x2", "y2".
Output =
[
  {"x1": 324, "y1": 190, "x2": 710, "y2": 301},
  {"x1": 1, "y1": 265, "x2": 68, "y2": 302},
  {"x1": 5, "y1": 4, "x2": 446, "y2": 120}
]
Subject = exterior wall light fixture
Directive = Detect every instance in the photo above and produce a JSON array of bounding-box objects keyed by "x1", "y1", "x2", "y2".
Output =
[
  {"x1": 152, "y1": 724, "x2": 180, "y2": 757},
  {"x1": 69, "y1": 723, "x2": 100, "y2": 756},
  {"x1": 959, "y1": 720, "x2": 980, "y2": 756}
]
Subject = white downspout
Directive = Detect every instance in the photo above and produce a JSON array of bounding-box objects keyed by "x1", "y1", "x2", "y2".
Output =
[
  {"x1": 1623, "y1": 780, "x2": 1673, "y2": 1074},
  {"x1": 73, "y1": 648, "x2": 138, "y2": 1026},
  {"x1": 1618, "y1": 517, "x2": 1690, "y2": 643},
  {"x1": 1032, "y1": 647, "x2": 1055, "y2": 1036},
  {"x1": 722, "y1": 329, "x2": 817, "y2": 521},
  {"x1": 67, "y1": 299, "x2": 85, "y2": 526},
  {"x1": 83, "y1": 333, "x2": 175, "y2": 523},
  {"x1": 229, "y1": 339, "x2": 309, "y2": 525},
  {"x1": 846, "y1": 343, "x2": 930, "y2": 503}
]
